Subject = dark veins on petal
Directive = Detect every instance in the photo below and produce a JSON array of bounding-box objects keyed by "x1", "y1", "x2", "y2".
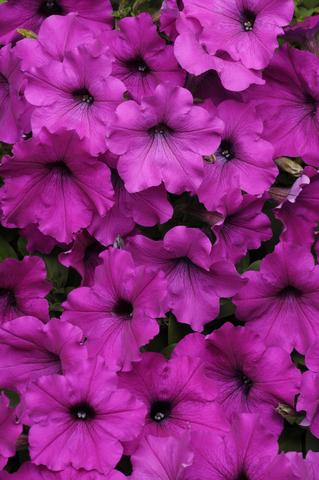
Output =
[
  {"x1": 241, "y1": 9, "x2": 256, "y2": 32},
  {"x1": 112, "y1": 298, "x2": 134, "y2": 318},
  {"x1": 73, "y1": 88, "x2": 95, "y2": 106},
  {"x1": 304, "y1": 93, "x2": 318, "y2": 117},
  {"x1": 219, "y1": 139, "x2": 235, "y2": 161},
  {"x1": 126, "y1": 57, "x2": 151, "y2": 74},
  {"x1": 38, "y1": 0, "x2": 64, "y2": 16},
  {"x1": 150, "y1": 400, "x2": 172, "y2": 422},
  {"x1": 69, "y1": 402, "x2": 96, "y2": 421}
]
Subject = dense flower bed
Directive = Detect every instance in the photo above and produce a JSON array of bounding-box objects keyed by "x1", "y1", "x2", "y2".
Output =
[{"x1": 0, "y1": 0, "x2": 319, "y2": 478}]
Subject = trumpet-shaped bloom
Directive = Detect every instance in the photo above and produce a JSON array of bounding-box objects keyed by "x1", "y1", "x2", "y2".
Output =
[
  {"x1": 120, "y1": 352, "x2": 228, "y2": 446},
  {"x1": 0, "y1": 463, "x2": 123, "y2": 479},
  {"x1": 0, "y1": 0, "x2": 112, "y2": 45},
  {"x1": 24, "y1": 43, "x2": 125, "y2": 154},
  {"x1": 197, "y1": 100, "x2": 276, "y2": 211},
  {"x1": 173, "y1": 323, "x2": 301, "y2": 432},
  {"x1": 62, "y1": 248, "x2": 167, "y2": 371},
  {"x1": 181, "y1": 0, "x2": 294, "y2": 70},
  {"x1": 0, "y1": 393, "x2": 22, "y2": 470},
  {"x1": 234, "y1": 241, "x2": 319, "y2": 353},
  {"x1": 128, "y1": 226, "x2": 244, "y2": 331},
  {"x1": 107, "y1": 83, "x2": 223, "y2": 194},
  {"x1": 0, "y1": 129, "x2": 114, "y2": 243},
  {"x1": 24, "y1": 357, "x2": 146, "y2": 473},
  {"x1": 0, "y1": 256, "x2": 51, "y2": 324},
  {"x1": 0, "y1": 316, "x2": 87, "y2": 391},
  {"x1": 109, "y1": 13, "x2": 184, "y2": 101}
]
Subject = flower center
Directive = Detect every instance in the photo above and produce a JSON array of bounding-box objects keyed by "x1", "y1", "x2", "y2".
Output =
[
  {"x1": 112, "y1": 298, "x2": 134, "y2": 318},
  {"x1": 279, "y1": 285, "x2": 302, "y2": 297},
  {"x1": 0, "y1": 288, "x2": 17, "y2": 307},
  {"x1": 149, "y1": 123, "x2": 173, "y2": 136},
  {"x1": 241, "y1": 10, "x2": 256, "y2": 32},
  {"x1": 0, "y1": 73, "x2": 8, "y2": 85},
  {"x1": 69, "y1": 402, "x2": 96, "y2": 421},
  {"x1": 150, "y1": 400, "x2": 172, "y2": 422},
  {"x1": 304, "y1": 93, "x2": 318, "y2": 116},
  {"x1": 219, "y1": 139, "x2": 234, "y2": 160},
  {"x1": 73, "y1": 88, "x2": 94, "y2": 106},
  {"x1": 236, "y1": 370, "x2": 253, "y2": 395},
  {"x1": 46, "y1": 160, "x2": 72, "y2": 176},
  {"x1": 235, "y1": 472, "x2": 250, "y2": 480},
  {"x1": 38, "y1": 0, "x2": 64, "y2": 17},
  {"x1": 126, "y1": 57, "x2": 150, "y2": 74}
]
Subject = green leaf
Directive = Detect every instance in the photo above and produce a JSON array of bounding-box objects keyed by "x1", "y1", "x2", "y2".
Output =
[
  {"x1": 0, "y1": 0, "x2": 8, "y2": 4},
  {"x1": 43, "y1": 255, "x2": 68, "y2": 289},
  {"x1": 247, "y1": 260, "x2": 261, "y2": 271},
  {"x1": 17, "y1": 237, "x2": 28, "y2": 257},
  {"x1": 3, "y1": 389, "x2": 20, "y2": 408},
  {"x1": 218, "y1": 299, "x2": 235, "y2": 320},
  {"x1": 0, "y1": 236, "x2": 17, "y2": 261},
  {"x1": 17, "y1": 28, "x2": 37, "y2": 39}
]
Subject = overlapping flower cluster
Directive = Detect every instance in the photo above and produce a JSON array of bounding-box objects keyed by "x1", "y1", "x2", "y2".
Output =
[{"x1": 0, "y1": 0, "x2": 319, "y2": 478}]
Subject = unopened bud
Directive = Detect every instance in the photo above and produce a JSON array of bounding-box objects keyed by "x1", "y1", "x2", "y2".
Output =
[{"x1": 275, "y1": 157, "x2": 303, "y2": 177}]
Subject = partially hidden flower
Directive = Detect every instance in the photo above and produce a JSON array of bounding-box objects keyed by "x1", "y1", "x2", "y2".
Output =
[{"x1": 0, "y1": 393, "x2": 22, "y2": 470}]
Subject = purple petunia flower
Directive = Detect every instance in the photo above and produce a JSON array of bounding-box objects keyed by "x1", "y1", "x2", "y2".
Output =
[
  {"x1": 160, "y1": 0, "x2": 183, "y2": 41},
  {"x1": 0, "y1": 393, "x2": 22, "y2": 470},
  {"x1": 285, "y1": 15, "x2": 319, "y2": 56},
  {"x1": 120, "y1": 352, "x2": 228, "y2": 447},
  {"x1": 181, "y1": 0, "x2": 294, "y2": 70},
  {"x1": 24, "y1": 43, "x2": 125, "y2": 154},
  {"x1": 0, "y1": 0, "x2": 112, "y2": 45},
  {"x1": 246, "y1": 46, "x2": 319, "y2": 162},
  {"x1": 0, "y1": 129, "x2": 114, "y2": 243},
  {"x1": 59, "y1": 231, "x2": 105, "y2": 286},
  {"x1": 0, "y1": 256, "x2": 51, "y2": 324},
  {"x1": 23, "y1": 356, "x2": 146, "y2": 473},
  {"x1": 62, "y1": 248, "x2": 167, "y2": 371},
  {"x1": 130, "y1": 434, "x2": 193, "y2": 480},
  {"x1": 21, "y1": 224, "x2": 61, "y2": 255},
  {"x1": 298, "y1": 371, "x2": 319, "y2": 438},
  {"x1": 208, "y1": 191, "x2": 272, "y2": 263},
  {"x1": 0, "y1": 45, "x2": 30, "y2": 144},
  {"x1": 173, "y1": 323, "x2": 301, "y2": 432},
  {"x1": 0, "y1": 316, "x2": 87, "y2": 391},
  {"x1": 107, "y1": 13, "x2": 185, "y2": 102},
  {"x1": 197, "y1": 100, "x2": 276, "y2": 211},
  {"x1": 107, "y1": 83, "x2": 223, "y2": 194},
  {"x1": 183, "y1": 414, "x2": 296, "y2": 480},
  {"x1": 128, "y1": 226, "x2": 244, "y2": 331},
  {"x1": 233, "y1": 241, "x2": 319, "y2": 353}
]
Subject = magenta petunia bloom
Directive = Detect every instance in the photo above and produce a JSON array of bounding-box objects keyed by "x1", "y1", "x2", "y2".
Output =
[
  {"x1": 175, "y1": 11, "x2": 265, "y2": 92},
  {"x1": 24, "y1": 357, "x2": 146, "y2": 473},
  {"x1": 209, "y1": 192, "x2": 272, "y2": 263},
  {"x1": 0, "y1": 316, "x2": 87, "y2": 391},
  {"x1": 128, "y1": 226, "x2": 244, "y2": 331},
  {"x1": 62, "y1": 248, "x2": 167, "y2": 371},
  {"x1": 197, "y1": 100, "x2": 276, "y2": 211},
  {"x1": 120, "y1": 352, "x2": 228, "y2": 446},
  {"x1": 233, "y1": 241, "x2": 319, "y2": 353},
  {"x1": 0, "y1": 129, "x2": 114, "y2": 243},
  {"x1": 0, "y1": 45, "x2": 30, "y2": 144},
  {"x1": 0, "y1": 0, "x2": 112, "y2": 45},
  {"x1": 107, "y1": 83, "x2": 223, "y2": 194},
  {"x1": 184, "y1": 414, "x2": 296, "y2": 480},
  {"x1": 88, "y1": 167, "x2": 172, "y2": 247},
  {"x1": 181, "y1": 0, "x2": 294, "y2": 70},
  {"x1": 0, "y1": 393, "x2": 22, "y2": 470},
  {"x1": 160, "y1": 0, "x2": 183, "y2": 41},
  {"x1": 0, "y1": 463, "x2": 123, "y2": 479},
  {"x1": 285, "y1": 15, "x2": 319, "y2": 56},
  {"x1": 0, "y1": 256, "x2": 51, "y2": 324},
  {"x1": 305, "y1": 339, "x2": 319, "y2": 373},
  {"x1": 173, "y1": 323, "x2": 301, "y2": 432},
  {"x1": 15, "y1": 13, "x2": 97, "y2": 70},
  {"x1": 130, "y1": 434, "x2": 193, "y2": 480},
  {"x1": 246, "y1": 46, "x2": 319, "y2": 161},
  {"x1": 107, "y1": 13, "x2": 185, "y2": 101},
  {"x1": 298, "y1": 367, "x2": 319, "y2": 438},
  {"x1": 24, "y1": 43, "x2": 125, "y2": 154},
  {"x1": 59, "y1": 231, "x2": 105, "y2": 286},
  {"x1": 21, "y1": 225, "x2": 61, "y2": 255},
  {"x1": 287, "y1": 452, "x2": 319, "y2": 480}
]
